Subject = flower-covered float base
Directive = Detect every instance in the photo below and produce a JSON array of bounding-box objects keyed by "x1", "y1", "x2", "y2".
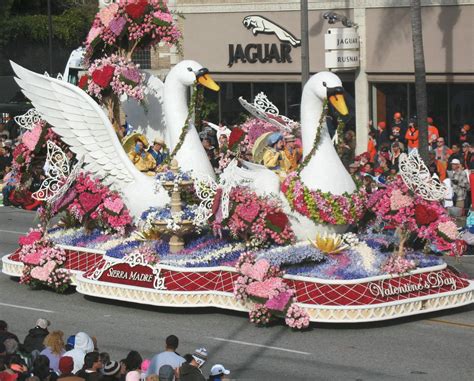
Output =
[{"x1": 3, "y1": 228, "x2": 473, "y2": 323}]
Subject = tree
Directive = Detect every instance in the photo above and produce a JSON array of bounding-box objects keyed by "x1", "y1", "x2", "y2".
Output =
[{"x1": 410, "y1": 0, "x2": 429, "y2": 163}]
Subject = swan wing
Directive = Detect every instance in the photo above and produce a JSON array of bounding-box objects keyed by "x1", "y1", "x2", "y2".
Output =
[
  {"x1": 122, "y1": 72, "x2": 168, "y2": 146},
  {"x1": 11, "y1": 61, "x2": 140, "y2": 189}
]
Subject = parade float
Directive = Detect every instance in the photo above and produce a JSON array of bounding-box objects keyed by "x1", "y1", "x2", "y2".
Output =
[{"x1": 2, "y1": 0, "x2": 473, "y2": 328}]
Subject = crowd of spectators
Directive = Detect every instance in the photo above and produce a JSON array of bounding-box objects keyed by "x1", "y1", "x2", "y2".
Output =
[
  {"x1": 0, "y1": 320, "x2": 230, "y2": 381},
  {"x1": 343, "y1": 113, "x2": 473, "y2": 215}
]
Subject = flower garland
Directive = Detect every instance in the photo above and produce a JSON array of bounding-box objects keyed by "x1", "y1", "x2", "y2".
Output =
[
  {"x1": 168, "y1": 82, "x2": 202, "y2": 161},
  {"x1": 282, "y1": 172, "x2": 367, "y2": 225},
  {"x1": 234, "y1": 252, "x2": 310, "y2": 330},
  {"x1": 18, "y1": 229, "x2": 71, "y2": 293}
]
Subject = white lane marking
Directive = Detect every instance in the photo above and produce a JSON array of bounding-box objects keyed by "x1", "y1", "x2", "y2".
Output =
[
  {"x1": 208, "y1": 337, "x2": 311, "y2": 355},
  {"x1": 0, "y1": 229, "x2": 28, "y2": 235},
  {"x1": 0, "y1": 302, "x2": 55, "y2": 314}
]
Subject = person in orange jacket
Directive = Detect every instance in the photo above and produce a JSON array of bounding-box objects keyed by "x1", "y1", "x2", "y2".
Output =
[
  {"x1": 405, "y1": 118, "x2": 419, "y2": 153},
  {"x1": 427, "y1": 117, "x2": 439, "y2": 149},
  {"x1": 367, "y1": 130, "x2": 377, "y2": 162}
]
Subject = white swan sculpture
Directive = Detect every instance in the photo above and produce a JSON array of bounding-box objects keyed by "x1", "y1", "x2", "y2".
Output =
[
  {"x1": 11, "y1": 60, "x2": 220, "y2": 219},
  {"x1": 220, "y1": 71, "x2": 356, "y2": 240}
]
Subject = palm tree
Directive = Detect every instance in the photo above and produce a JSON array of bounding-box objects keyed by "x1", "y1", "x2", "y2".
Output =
[{"x1": 410, "y1": 0, "x2": 429, "y2": 163}]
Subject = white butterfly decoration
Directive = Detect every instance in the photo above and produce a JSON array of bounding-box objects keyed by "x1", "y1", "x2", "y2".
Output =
[
  {"x1": 399, "y1": 151, "x2": 447, "y2": 201},
  {"x1": 32, "y1": 141, "x2": 84, "y2": 203},
  {"x1": 239, "y1": 92, "x2": 299, "y2": 133},
  {"x1": 14, "y1": 108, "x2": 43, "y2": 132}
]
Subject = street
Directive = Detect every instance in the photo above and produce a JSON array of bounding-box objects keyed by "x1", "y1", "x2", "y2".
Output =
[{"x1": 0, "y1": 207, "x2": 473, "y2": 380}]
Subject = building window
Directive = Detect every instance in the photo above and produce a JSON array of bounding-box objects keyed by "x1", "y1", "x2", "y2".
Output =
[{"x1": 132, "y1": 47, "x2": 151, "y2": 69}]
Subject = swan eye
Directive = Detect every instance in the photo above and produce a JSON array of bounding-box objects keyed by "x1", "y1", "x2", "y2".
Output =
[
  {"x1": 322, "y1": 81, "x2": 327, "y2": 87},
  {"x1": 187, "y1": 67, "x2": 193, "y2": 72}
]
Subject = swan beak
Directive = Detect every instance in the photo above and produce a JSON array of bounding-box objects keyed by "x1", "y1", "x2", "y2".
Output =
[
  {"x1": 197, "y1": 74, "x2": 220, "y2": 92},
  {"x1": 329, "y1": 94, "x2": 348, "y2": 116}
]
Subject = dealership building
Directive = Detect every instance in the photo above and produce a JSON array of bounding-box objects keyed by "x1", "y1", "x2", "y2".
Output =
[{"x1": 175, "y1": 0, "x2": 473, "y2": 152}]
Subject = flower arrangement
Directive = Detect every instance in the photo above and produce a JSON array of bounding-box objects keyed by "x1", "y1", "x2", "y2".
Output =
[
  {"x1": 382, "y1": 255, "x2": 417, "y2": 275},
  {"x1": 228, "y1": 127, "x2": 246, "y2": 153},
  {"x1": 367, "y1": 176, "x2": 462, "y2": 255},
  {"x1": 234, "y1": 252, "x2": 310, "y2": 330},
  {"x1": 282, "y1": 172, "x2": 367, "y2": 225},
  {"x1": 213, "y1": 186, "x2": 295, "y2": 248},
  {"x1": 18, "y1": 230, "x2": 71, "y2": 293},
  {"x1": 62, "y1": 172, "x2": 133, "y2": 234},
  {"x1": 84, "y1": 0, "x2": 181, "y2": 63},
  {"x1": 81, "y1": 54, "x2": 145, "y2": 102}
]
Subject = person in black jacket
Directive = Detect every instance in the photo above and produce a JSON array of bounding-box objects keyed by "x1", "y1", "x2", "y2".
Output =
[{"x1": 23, "y1": 319, "x2": 50, "y2": 354}]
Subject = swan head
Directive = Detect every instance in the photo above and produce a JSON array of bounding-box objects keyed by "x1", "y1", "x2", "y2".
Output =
[
  {"x1": 169, "y1": 60, "x2": 220, "y2": 91},
  {"x1": 305, "y1": 71, "x2": 348, "y2": 116}
]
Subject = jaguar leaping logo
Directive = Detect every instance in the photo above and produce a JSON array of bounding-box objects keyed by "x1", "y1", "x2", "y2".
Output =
[{"x1": 243, "y1": 15, "x2": 301, "y2": 47}]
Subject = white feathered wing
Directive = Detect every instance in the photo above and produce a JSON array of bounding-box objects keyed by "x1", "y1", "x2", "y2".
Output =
[{"x1": 11, "y1": 61, "x2": 169, "y2": 219}]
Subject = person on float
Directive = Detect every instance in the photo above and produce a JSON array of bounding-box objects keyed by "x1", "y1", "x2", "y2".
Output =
[
  {"x1": 434, "y1": 137, "x2": 452, "y2": 181},
  {"x1": 405, "y1": 118, "x2": 419, "y2": 154},
  {"x1": 147, "y1": 138, "x2": 168, "y2": 167},
  {"x1": 283, "y1": 134, "x2": 302, "y2": 172},
  {"x1": 390, "y1": 112, "x2": 407, "y2": 146},
  {"x1": 427, "y1": 117, "x2": 439, "y2": 149},
  {"x1": 128, "y1": 138, "x2": 156, "y2": 174},
  {"x1": 449, "y1": 159, "x2": 469, "y2": 211},
  {"x1": 262, "y1": 132, "x2": 291, "y2": 174}
]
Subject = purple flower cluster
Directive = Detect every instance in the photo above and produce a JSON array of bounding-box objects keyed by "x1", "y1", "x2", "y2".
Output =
[{"x1": 256, "y1": 243, "x2": 325, "y2": 268}]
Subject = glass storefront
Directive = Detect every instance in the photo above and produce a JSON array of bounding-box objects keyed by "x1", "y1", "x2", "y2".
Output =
[{"x1": 371, "y1": 82, "x2": 474, "y2": 145}]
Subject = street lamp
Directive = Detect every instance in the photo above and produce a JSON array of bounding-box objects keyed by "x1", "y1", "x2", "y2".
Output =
[{"x1": 322, "y1": 12, "x2": 358, "y2": 28}]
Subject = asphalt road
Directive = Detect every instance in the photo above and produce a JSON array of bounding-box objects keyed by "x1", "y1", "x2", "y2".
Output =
[{"x1": 1, "y1": 207, "x2": 473, "y2": 380}]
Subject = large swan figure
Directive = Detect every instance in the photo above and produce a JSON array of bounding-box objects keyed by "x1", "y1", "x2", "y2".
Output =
[
  {"x1": 11, "y1": 60, "x2": 219, "y2": 218},
  {"x1": 220, "y1": 71, "x2": 356, "y2": 239}
]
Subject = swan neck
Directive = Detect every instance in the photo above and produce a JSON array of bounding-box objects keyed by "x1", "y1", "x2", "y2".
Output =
[
  {"x1": 300, "y1": 89, "x2": 323, "y2": 157},
  {"x1": 164, "y1": 79, "x2": 190, "y2": 150}
]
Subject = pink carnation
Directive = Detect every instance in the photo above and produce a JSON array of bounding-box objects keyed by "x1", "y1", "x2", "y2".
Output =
[
  {"x1": 438, "y1": 221, "x2": 458, "y2": 241},
  {"x1": 104, "y1": 197, "x2": 124, "y2": 214},
  {"x1": 19, "y1": 230, "x2": 43, "y2": 246},
  {"x1": 22, "y1": 124, "x2": 43, "y2": 151},
  {"x1": 390, "y1": 189, "x2": 413, "y2": 211},
  {"x1": 86, "y1": 27, "x2": 102, "y2": 45}
]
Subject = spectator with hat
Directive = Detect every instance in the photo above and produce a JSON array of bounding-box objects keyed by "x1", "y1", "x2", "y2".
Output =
[
  {"x1": 23, "y1": 319, "x2": 50, "y2": 354},
  {"x1": 57, "y1": 357, "x2": 83, "y2": 381},
  {"x1": 146, "y1": 336, "x2": 184, "y2": 378},
  {"x1": 147, "y1": 138, "x2": 168, "y2": 167},
  {"x1": 208, "y1": 365, "x2": 230, "y2": 381},
  {"x1": 157, "y1": 365, "x2": 174, "y2": 381},
  {"x1": 374, "y1": 121, "x2": 390, "y2": 148},
  {"x1": 101, "y1": 361, "x2": 121, "y2": 381},
  {"x1": 178, "y1": 349, "x2": 207, "y2": 381},
  {"x1": 283, "y1": 134, "x2": 302, "y2": 172},
  {"x1": 458, "y1": 124, "x2": 472, "y2": 145}
]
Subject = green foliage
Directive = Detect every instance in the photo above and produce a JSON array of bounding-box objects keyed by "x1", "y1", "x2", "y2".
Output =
[{"x1": 0, "y1": 5, "x2": 96, "y2": 48}]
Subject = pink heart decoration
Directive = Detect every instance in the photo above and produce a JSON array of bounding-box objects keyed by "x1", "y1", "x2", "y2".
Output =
[
  {"x1": 246, "y1": 278, "x2": 284, "y2": 299},
  {"x1": 240, "y1": 259, "x2": 270, "y2": 281},
  {"x1": 265, "y1": 291, "x2": 293, "y2": 311},
  {"x1": 79, "y1": 192, "x2": 102, "y2": 213},
  {"x1": 30, "y1": 261, "x2": 56, "y2": 282}
]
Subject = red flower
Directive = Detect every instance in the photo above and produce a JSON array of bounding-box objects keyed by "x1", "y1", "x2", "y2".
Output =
[
  {"x1": 228, "y1": 127, "x2": 245, "y2": 152},
  {"x1": 414, "y1": 204, "x2": 438, "y2": 226},
  {"x1": 211, "y1": 188, "x2": 223, "y2": 216},
  {"x1": 91, "y1": 65, "x2": 115, "y2": 88},
  {"x1": 78, "y1": 75, "x2": 89, "y2": 90},
  {"x1": 266, "y1": 212, "x2": 289, "y2": 233},
  {"x1": 125, "y1": 0, "x2": 148, "y2": 20}
]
